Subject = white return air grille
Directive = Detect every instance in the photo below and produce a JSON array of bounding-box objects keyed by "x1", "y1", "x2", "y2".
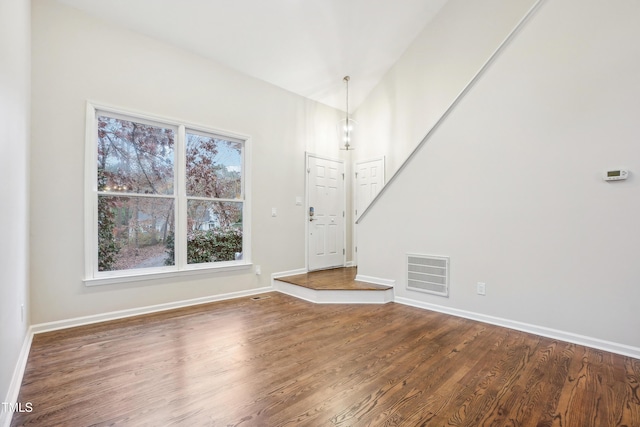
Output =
[{"x1": 407, "y1": 254, "x2": 449, "y2": 297}]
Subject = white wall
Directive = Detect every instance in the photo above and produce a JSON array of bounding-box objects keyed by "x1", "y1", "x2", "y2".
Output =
[
  {"x1": 351, "y1": 0, "x2": 535, "y2": 264},
  {"x1": 0, "y1": 0, "x2": 30, "y2": 410},
  {"x1": 353, "y1": 0, "x2": 537, "y2": 178},
  {"x1": 357, "y1": 0, "x2": 640, "y2": 351},
  {"x1": 30, "y1": 0, "x2": 344, "y2": 324}
]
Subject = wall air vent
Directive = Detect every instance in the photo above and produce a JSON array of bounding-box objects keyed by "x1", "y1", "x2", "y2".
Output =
[{"x1": 406, "y1": 254, "x2": 449, "y2": 297}]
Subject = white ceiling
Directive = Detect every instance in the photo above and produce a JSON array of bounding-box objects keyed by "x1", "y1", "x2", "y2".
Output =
[{"x1": 55, "y1": 0, "x2": 449, "y2": 112}]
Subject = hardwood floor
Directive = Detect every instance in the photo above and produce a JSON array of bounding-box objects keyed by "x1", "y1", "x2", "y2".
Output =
[
  {"x1": 277, "y1": 267, "x2": 391, "y2": 291},
  {"x1": 12, "y1": 293, "x2": 640, "y2": 426}
]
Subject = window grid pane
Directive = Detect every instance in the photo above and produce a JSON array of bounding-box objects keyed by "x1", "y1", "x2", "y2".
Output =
[
  {"x1": 97, "y1": 115, "x2": 175, "y2": 195},
  {"x1": 186, "y1": 200, "x2": 243, "y2": 264},
  {"x1": 98, "y1": 196, "x2": 175, "y2": 271},
  {"x1": 91, "y1": 107, "x2": 246, "y2": 277},
  {"x1": 185, "y1": 133, "x2": 242, "y2": 199}
]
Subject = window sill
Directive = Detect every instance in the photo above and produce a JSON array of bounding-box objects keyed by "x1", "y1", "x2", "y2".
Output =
[{"x1": 84, "y1": 262, "x2": 253, "y2": 287}]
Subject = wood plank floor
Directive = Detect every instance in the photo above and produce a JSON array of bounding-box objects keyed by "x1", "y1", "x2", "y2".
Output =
[
  {"x1": 277, "y1": 267, "x2": 391, "y2": 291},
  {"x1": 12, "y1": 292, "x2": 640, "y2": 426}
]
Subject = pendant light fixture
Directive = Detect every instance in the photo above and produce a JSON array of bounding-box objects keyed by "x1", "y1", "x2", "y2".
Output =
[{"x1": 337, "y1": 76, "x2": 357, "y2": 150}]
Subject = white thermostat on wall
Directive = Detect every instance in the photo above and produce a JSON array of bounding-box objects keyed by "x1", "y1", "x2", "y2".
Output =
[{"x1": 603, "y1": 169, "x2": 629, "y2": 181}]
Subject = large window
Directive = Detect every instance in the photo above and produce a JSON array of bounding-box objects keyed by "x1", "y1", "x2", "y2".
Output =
[{"x1": 85, "y1": 104, "x2": 250, "y2": 284}]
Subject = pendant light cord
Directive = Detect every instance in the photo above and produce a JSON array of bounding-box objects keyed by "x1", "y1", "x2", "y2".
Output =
[{"x1": 344, "y1": 75, "x2": 350, "y2": 149}]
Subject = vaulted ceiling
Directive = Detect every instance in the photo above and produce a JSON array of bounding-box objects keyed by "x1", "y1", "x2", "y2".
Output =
[{"x1": 54, "y1": 0, "x2": 449, "y2": 111}]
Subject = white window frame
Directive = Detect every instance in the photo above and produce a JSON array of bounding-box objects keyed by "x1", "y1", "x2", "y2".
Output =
[{"x1": 84, "y1": 102, "x2": 252, "y2": 286}]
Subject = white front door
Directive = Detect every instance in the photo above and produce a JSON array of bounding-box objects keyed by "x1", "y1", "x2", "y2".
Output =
[
  {"x1": 353, "y1": 157, "x2": 385, "y2": 265},
  {"x1": 307, "y1": 154, "x2": 345, "y2": 271}
]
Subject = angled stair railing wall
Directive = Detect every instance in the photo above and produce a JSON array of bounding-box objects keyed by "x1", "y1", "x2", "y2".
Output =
[{"x1": 356, "y1": 0, "x2": 545, "y2": 225}]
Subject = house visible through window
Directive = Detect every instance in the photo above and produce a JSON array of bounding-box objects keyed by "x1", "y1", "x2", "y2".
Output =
[
  {"x1": 86, "y1": 105, "x2": 249, "y2": 283},
  {"x1": 183, "y1": 131, "x2": 243, "y2": 265}
]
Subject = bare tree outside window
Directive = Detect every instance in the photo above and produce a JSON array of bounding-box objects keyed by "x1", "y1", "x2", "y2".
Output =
[
  {"x1": 180, "y1": 133, "x2": 243, "y2": 264},
  {"x1": 97, "y1": 116, "x2": 175, "y2": 271},
  {"x1": 94, "y1": 112, "x2": 244, "y2": 274}
]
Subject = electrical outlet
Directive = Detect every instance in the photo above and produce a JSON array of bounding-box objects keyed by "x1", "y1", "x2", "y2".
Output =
[
  {"x1": 255, "y1": 265, "x2": 261, "y2": 275},
  {"x1": 21, "y1": 304, "x2": 25, "y2": 323},
  {"x1": 271, "y1": 208, "x2": 277, "y2": 217},
  {"x1": 477, "y1": 282, "x2": 486, "y2": 296}
]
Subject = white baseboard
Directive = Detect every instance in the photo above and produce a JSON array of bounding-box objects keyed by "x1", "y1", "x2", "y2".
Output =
[
  {"x1": 1, "y1": 328, "x2": 34, "y2": 427},
  {"x1": 395, "y1": 297, "x2": 640, "y2": 360},
  {"x1": 31, "y1": 287, "x2": 273, "y2": 335},
  {"x1": 2, "y1": 287, "x2": 273, "y2": 427},
  {"x1": 271, "y1": 268, "x2": 307, "y2": 280},
  {"x1": 12, "y1": 284, "x2": 635, "y2": 427},
  {"x1": 355, "y1": 274, "x2": 395, "y2": 287}
]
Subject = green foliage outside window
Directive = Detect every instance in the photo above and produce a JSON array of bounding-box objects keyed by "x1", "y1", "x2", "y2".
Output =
[
  {"x1": 95, "y1": 112, "x2": 244, "y2": 273},
  {"x1": 97, "y1": 171, "x2": 120, "y2": 271},
  {"x1": 164, "y1": 228, "x2": 242, "y2": 265}
]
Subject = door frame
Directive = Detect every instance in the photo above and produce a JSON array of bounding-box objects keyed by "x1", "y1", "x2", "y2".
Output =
[
  {"x1": 305, "y1": 152, "x2": 346, "y2": 271},
  {"x1": 352, "y1": 156, "x2": 385, "y2": 266}
]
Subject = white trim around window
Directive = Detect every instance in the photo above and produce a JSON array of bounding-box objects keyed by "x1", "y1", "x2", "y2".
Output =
[{"x1": 84, "y1": 101, "x2": 252, "y2": 286}]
